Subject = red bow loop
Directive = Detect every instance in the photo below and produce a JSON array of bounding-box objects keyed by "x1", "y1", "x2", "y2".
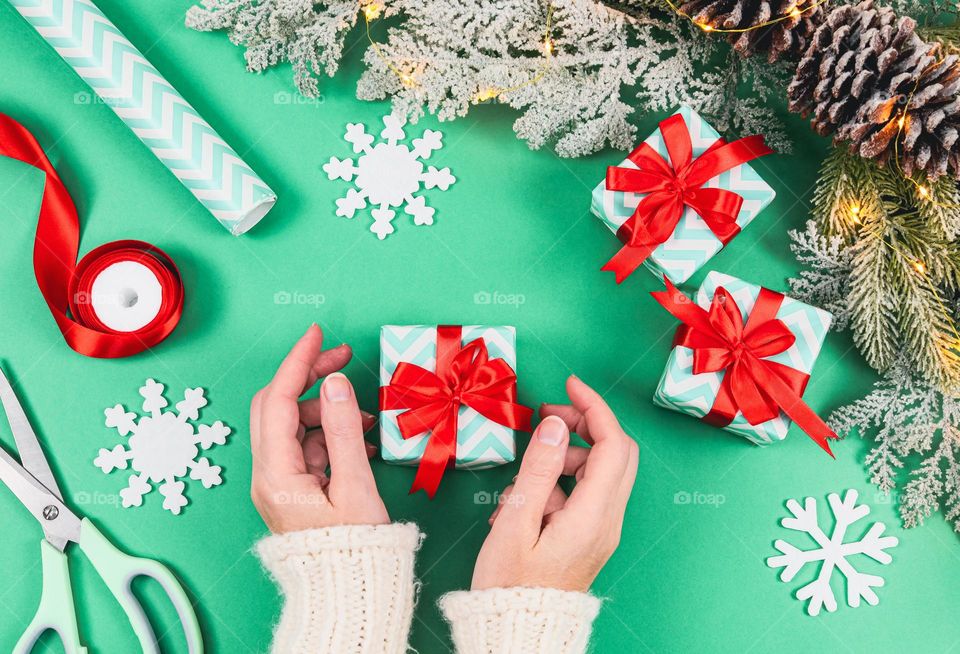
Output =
[
  {"x1": 379, "y1": 326, "x2": 533, "y2": 498},
  {"x1": 651, "y1": 277, "x2": 836, "y2": 457},
  {"x1": 601, "y1": 113, "x2": 773, "y2": 284}
]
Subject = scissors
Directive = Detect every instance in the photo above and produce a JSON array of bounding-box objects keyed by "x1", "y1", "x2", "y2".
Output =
[{"x1": 0, "y1": 366, "x2": 203, "y2": 654}]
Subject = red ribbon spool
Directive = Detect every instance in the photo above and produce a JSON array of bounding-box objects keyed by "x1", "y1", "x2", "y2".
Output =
[{"x1": 0, "y1": 114, "x2": 183, "y2": 358}]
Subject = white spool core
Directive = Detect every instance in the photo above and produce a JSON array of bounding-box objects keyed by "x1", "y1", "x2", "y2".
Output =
[{"x1": 90, "y1": 260, "x2": 164, "y2": 332}]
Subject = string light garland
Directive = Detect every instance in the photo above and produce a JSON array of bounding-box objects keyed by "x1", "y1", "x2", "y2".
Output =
[
  {"x1": 362, "y1": 1, "x2": 420, "y2": 89},
  {"x1": 837, "y1": 48, "x2": 960, "y2": 356},
  {"x1": 471, "y1": 8, "x2": 555, "y2": 105},
  {"x1": 663, "y1": 0, "x2": 830, "y2": 33},
  {"x1": 842, "y1": 188, "x2": 960, "y2": 360},
  {"x1": 359, "y1": 0, "x2": 556, "y2": 102}
]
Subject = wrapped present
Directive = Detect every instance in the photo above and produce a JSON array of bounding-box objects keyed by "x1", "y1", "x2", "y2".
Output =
[
  {"x1": 591, "y1": 106, "x2": 776, "y2": 284},
  {"x1": 379, "y1": 325, "x2": 532, "y2": 497},
  {"x1": 651, "y1": 272, "x2": 837, "y2": 455}
]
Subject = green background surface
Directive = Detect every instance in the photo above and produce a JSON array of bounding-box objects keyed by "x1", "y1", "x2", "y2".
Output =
[{"x1": 0, "y1": 3, "x2": 958, "y2": 653}]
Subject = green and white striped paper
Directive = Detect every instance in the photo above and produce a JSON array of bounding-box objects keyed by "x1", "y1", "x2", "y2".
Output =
[{"x1": 11, "y1": 0, "x2": 276, "y2": 235}]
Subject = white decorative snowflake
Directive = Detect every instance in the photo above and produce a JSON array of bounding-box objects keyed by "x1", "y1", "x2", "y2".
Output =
[
  {"x1": 767, "y1": 489, "x2": 899, "y2": 616},
  {"x1": 323, "y1": 114, "x2": 456, "y2": 239},
  {"x1": 94, "y1": 379, "x2": 232, "y2": 515}
]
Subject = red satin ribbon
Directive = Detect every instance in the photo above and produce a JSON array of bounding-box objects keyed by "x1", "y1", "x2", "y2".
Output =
[
  {"x1": 603, "y1": 113, "x2": 773, "y2": 283},
  {"x1": 651, "y1": 278, "x2": 836, "y2": 457},
  {"x1": 0, "y1": 114, "x2": 183, "y2": 358},
  {"x1": 380, "y1": 325, "x2": 533, "y2": 498}
]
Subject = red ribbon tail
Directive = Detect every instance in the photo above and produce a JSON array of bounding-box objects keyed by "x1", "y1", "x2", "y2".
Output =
[
  {"x1": 408, "y1": 409, "x2": 459, "y2": 498},
  {"x1": 763, "y1": 370, "x2": 837, "y2": 458},
  {"x1": 602, "y1": 242, "x2": 657, "y2": 284}
]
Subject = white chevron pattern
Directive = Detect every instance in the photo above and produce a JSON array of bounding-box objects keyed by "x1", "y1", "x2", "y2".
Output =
[{"x1": 11, "y1": 0, "x2": 276, "y2": 235}]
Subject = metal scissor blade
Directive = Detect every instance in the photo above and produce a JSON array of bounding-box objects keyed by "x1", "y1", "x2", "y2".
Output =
[
  {"x1": 0, "y1": 446, "x2": 80, "y2": 550},
  {"x1": 0, "y1": 367, "x2": 63, "y2": 503}
]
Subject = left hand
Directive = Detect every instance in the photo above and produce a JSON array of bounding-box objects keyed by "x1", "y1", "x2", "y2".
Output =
[{"x1": 249, "y1": 324, "x2": 390, "y2": 533}]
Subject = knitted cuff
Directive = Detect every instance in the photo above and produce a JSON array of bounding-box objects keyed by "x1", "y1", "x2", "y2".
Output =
[
  {"x1": 256, "y1": 523, "x2": 423, "y2": 654},
  {"x1": 440, "y1": 587, "x2": 602, "y2": 654}
]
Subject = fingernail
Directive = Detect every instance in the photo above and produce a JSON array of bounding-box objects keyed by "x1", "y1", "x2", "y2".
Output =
[
  {"x1": 537, "y1": 415, "x2": 567, "y2": 446},
  {"x1": 360, "y1": 410, "x2": 376, "y2": 420},
  {"x1": 323, "y1": 372, "x2": 351, "y2": 402}
]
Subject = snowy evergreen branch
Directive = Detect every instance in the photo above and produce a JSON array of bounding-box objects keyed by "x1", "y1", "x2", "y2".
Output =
[
  {"x1": 186, "y1": 0, "x2": 792, "y2": 157},
  {"x1": 791, "y1": 142, "x2": 960, "y2": 531},
  {"x1": 789, "y1": 220, "x2": 853, "y2": 329},
  {"x1": 829, "y1": 359, "x2": 960, "y2": 531},
  {"x1": 185, "y1": 0, "x2": 380, "y2": 99},
  {"x1": 795, "y1": 145, "x2": 960, "y2": 388}
]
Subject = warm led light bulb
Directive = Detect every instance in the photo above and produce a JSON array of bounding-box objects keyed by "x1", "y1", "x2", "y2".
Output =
[
  {"x1": 362, "y1": 2, "x2": 382, "y2": 20},
  {"x1": 474, "y1": 89, "x2": 498, "y2": 103}
]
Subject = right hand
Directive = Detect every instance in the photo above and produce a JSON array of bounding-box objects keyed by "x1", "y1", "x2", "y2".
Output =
[
  {"x1": 250, "y1": 324, "x2": 390, "y2": 534},
  {"x1": 471, "y1": 375, "x2": 639, "y2": 592}
]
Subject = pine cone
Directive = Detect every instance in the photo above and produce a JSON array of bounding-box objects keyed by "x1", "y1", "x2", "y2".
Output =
[
  {"x1": 678, "y1": 0, "x2": 826, "y2": 62},
  {"x1": 788, "y1": 0, "x2": 960, "y2": 180}
]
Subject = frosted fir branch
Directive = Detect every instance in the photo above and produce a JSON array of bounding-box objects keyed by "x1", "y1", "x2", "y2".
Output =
[
  {"x1": 788, "y1": 220, "x2": 853, "y2": 330},
  {"x1": 609, "y1": 2, "x2": 793, "y2": 151},
  {"x1": 829, "y1": 359, "x2": 960, "y2": 531},
  {"x1": 186, "y1": 0, "x2": 377, "y2": 98},
  {"x1": 187, "y1": 0, "x2": 793, "y2": 157},
  {"x1": 358, "y1": 0, "x2": 651, "y2": 157}
]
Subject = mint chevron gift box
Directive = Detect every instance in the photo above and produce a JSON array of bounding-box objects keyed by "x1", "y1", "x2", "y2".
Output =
[
  {"x1": 590, "y1": 105, "x2": 776, "y2": 284},
  {"x1": 380, "y1": 325, "x2": 517, "y2": 468},
  {"x1": 653, "y1": 272, "x2": 833, "y2": 445}
]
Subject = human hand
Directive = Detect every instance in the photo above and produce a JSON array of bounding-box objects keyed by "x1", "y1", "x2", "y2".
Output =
[
  {"x1": 250, "y1": 324, "x2": 389, "y2": 533},
  {"x1": 471, "y1": 376, "x2": 639, "y2": 592}
]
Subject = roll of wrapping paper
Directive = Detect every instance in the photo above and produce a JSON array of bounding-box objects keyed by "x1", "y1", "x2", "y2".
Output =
[
  {"x1": 9, "y1": 0, "x2": 276, "y2": 235},
  {"x1": 0, "y1": 114, "x2": 183, "y2": 358}
]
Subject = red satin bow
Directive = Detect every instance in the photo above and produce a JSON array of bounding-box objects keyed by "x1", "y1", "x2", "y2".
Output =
[
  {"x1": 0, "y1": 114, "x2": 183, "y2": 358},
  {"x1": 603, "y1": 113, "x2": 773, "y2": 283},
  {"x1": 380, "y1": 325, "x2": 533, "y2": 498},
  {"x1": 652, "y1": 278, "x2": 836, "y2": 457}
]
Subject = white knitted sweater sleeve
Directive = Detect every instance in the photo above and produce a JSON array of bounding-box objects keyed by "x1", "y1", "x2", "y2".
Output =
[
  {"x1": 255, "y1": 522, "x2": 422, "y2": 654},
  {"x1": 440, "y1": 587, "x2": 602, "y2": 654}
]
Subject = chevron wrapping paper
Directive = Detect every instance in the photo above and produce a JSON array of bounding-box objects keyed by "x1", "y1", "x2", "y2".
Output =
[
  {"x1": 380, "y1": 325, "x2": 518, "y2": 469},
  {"x1": 590, "y1": 105, "x2": 776, "y2": 284},
  {"x1": 653, "y1": 272, "x2": 833, "y2": 446},
  {"x1": 10, "y1": 0, "x2": 276, "y2": 235}
]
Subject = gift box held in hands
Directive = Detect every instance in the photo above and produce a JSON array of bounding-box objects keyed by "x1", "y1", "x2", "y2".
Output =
[
  {"x1": 591, "y1": 106, "x2": 776, "y2": 284},
  {"x1": 651, "y1": 272, "x2": 837, "y2": 455},
  {"x1": 379, "y1": 325, "x2": 532, "y2": 497}
]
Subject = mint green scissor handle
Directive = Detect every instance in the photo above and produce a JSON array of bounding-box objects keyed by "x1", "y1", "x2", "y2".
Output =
[{"x1": 15, "y1": 518, "x2": 203, "y2": 654}]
